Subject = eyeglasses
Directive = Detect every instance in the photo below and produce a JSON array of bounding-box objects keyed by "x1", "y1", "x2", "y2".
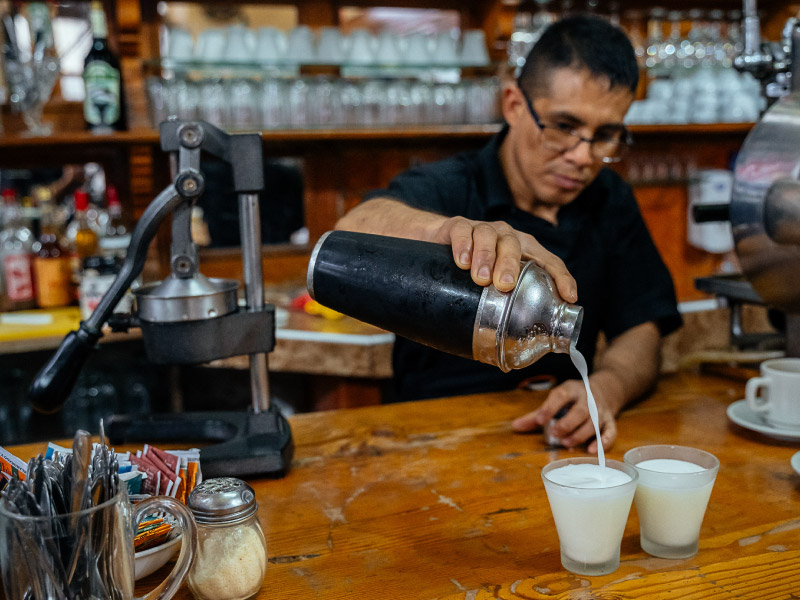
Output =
[{"x1": 519, "y1": 86, "x2": 633, "y2": 164}]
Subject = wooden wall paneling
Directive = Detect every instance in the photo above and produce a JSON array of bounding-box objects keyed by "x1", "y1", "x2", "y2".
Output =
[
  {"x1": 145, "y1": 143, "x2": 176, "y2": 279},
  {"x1": 196, "y1": 245, "x2": 312, "y2": 286},
  {"x1": 127, "y1": 141, "x2": 157, "y2": 281},
  {"x1": 762, "y1": 3, "x2": 800, "y2": 40},
  {"x1": 116, "y1": 0, "x2": 142, "y2": 57},
  {"x1": 302, "y1": 148, "x2": 343, "y2": 243},
  {"x1": 297, "y1": 0, "x2": 336, "y2": 27},
  {"x1": 634, "y1": 183, "x2": 724, "y2": 302},
  {"x1": 627, "y1": 128, "x2": 748, "y2": 302}
]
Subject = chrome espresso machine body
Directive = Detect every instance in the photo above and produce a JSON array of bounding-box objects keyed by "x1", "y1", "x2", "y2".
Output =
[
  {"x1": 726, "y1": 2, "x2": 800, "y2": 355},
  {"x1": 28, "y1": 120, "x2": 293, "y2": 479}
]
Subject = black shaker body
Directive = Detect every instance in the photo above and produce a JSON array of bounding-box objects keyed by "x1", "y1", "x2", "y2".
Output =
[{"x1": 307, "y1": 231, "x2": 481, "y2": 358}]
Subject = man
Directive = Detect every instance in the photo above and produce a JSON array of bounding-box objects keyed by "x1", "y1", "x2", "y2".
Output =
[{"x1": 335, "y1": 16, "x2": 682, "y2": 453}]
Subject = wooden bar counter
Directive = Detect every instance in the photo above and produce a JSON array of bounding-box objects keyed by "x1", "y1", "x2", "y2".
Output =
[{"x1": 4, "y1": 372, "x2": 799, "y2": 599}]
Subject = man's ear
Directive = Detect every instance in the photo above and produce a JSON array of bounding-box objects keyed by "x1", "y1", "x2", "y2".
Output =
[{"x1": 502, "y1": 83, "x2": 526, "y2": 127}]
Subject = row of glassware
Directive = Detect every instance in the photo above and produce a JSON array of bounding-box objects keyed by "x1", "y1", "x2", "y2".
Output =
[
  {"x1": 163, "y1": 25, "x2": 490, "y2": 67},
  {"x1": 146, "y1": 76, "x2": 502, "y2": 130},
  {"x1": 625, "y1": 67, "x2": 763, "y2": 125}
]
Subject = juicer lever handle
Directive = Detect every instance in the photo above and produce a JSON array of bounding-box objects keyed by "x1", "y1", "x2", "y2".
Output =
[
  {"x1": 27, "y1": 326, "x2": 101, "y2": 414},
  {"x1": 27, "y1": 184, "x2": 186, "y2": 413}
]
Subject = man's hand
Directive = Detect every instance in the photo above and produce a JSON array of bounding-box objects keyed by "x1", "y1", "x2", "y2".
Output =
[
  {"x1": 431, "y1": 216, "x2": 577, "y2": 301},
  {"x1": 511, "y1": 322, "x2": 661, "y2": 453},
  {"x1": 511, "y1": 378, "x2": 620, "y2": 454}
]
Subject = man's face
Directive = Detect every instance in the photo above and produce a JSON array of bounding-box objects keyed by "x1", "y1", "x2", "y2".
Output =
[{"x1": 503, "y1": 67, "x2": 634, "y2": 210}]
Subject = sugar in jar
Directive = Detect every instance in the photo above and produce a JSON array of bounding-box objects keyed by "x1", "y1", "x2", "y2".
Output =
[{"x1": 186, "y1": 478, "x2": 267, "y2": 600}]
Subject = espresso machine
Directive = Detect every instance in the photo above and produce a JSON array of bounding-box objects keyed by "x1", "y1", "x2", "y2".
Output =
[
  {"x1": 694, "y1": 1, "x2": 800, "y2": 358},
  {"x1": 28, "y1": 120, "x2": 294, "y2": 479}
]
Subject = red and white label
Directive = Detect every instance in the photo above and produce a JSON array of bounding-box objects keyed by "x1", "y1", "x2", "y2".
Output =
[{"x1": 4, "y1": 253, "x2": 34, "y2": 301}]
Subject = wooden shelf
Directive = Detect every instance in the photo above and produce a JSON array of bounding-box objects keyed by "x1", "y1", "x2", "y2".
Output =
[
  {"x1": 0, "y1": 121, "x2": 757, "y2": 150},
  {"x1": 628, "y1": 122, "x2": 756, "y2": 136}
]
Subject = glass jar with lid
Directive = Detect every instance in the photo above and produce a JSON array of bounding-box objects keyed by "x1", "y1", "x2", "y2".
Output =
[{"x1": 186, "y1": 478, "x2": 267, "y2": 600}]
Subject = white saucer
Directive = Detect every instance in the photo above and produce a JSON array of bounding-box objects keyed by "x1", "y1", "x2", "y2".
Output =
[
  {"x1": 792, "y1": 452, "x2": 800, "y2": 476},
  {"x1": 727, "y1": 400, "x2": 800, "y2": 442}
]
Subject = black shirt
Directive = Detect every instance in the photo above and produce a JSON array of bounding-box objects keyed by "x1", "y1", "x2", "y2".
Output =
[{"x1": 365, "y1": 127, "x2": 682, "y2": 401}]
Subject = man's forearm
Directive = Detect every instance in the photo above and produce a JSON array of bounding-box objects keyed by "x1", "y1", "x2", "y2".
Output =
[
  {"x1": 589, "y1": 321, "x2": 662, "y2": 415},
  {"x1": 335, "y1": 197, "x2": 445, "y2": 242}
]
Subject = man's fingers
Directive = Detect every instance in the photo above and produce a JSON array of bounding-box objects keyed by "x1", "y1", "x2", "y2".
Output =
[
  {"x1": 442, "y1": 219, "x2": 576, "y2": 298},
  {"x1": 560, "y1": 420, "x2": 597, "y2": 448},
  {"x1": 522, "y1": 239, "x2": 577, "y2": 303},
  {"x1": 447, "y1": 219, "x2": 476, "y2": 270},
  {"x1": 511, "y1": 411, "x2": 540, "y2": 432},
  {"x1": 493, "y1": 233, "x2": 522, "y2": 292},
  {"x1": 587, "y1": 420, "x2": 617, "y2": 454},
  {"x1": 470, "y1": 223, "x2": 498, "y2": 285}
]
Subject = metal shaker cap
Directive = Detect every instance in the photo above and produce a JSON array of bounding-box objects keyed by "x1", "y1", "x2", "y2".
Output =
[
  {"x1": 473, "y1": 261, "x2": 584, "y2": 372},
  {"x1": 187, "y1": 477, "x2": 258, "y2": 524}
]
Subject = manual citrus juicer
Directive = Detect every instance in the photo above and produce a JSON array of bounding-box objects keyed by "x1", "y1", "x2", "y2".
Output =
[{"x1": 28, "y1": 119, "x2": 294, "y2": 478}]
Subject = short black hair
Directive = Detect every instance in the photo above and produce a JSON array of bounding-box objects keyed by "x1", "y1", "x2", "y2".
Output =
[{"x1": 518, "y1": 15, "x2": 638, "y2": 99}]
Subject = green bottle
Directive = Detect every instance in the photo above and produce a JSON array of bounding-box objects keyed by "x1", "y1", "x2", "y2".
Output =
[{"x1": 83, "y1": 1, "x2": 125, "y2": 132}]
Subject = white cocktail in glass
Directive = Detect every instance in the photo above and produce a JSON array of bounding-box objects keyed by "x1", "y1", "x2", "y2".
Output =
[
  {"x1": 541, "y1": 457, "x2": 638, "y2": 576},
  {"x1": 624, "y1": 445, "x2": 719, "y2": 559}
]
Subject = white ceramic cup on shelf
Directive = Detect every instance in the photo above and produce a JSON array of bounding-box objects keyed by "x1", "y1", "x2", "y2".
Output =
[
  {"x1": 196, "y1": 28, "x2": 227, "y2": 62},
  {"x1": 432, "y1": 32, "x2": 459, "y2": 66},
  {"x1": 374, "y1": 31, "x2": 401, "y2": 66},
  {"x1": 165, "y1": 27, "x2": 193, "y2": 61},
  {"x1": 746, "y1": 358, "x2": 800, "y2": 430},
  {"x1": 345, "y1": 28, "x2": 376, "y2": 65},
  {"x1": 317, "y1": 27, "x2": 345, "y2": 65},
  {"x1": 286, "y1": 25, "x2": 316, "y2": 65},
  {"x1": 403, "y1": 32, "x2": 430, "y2": 66},
  {"x1": 255, "y1": 27, "x2": 285, "y2": 64},
  {"x1": 225, "y1": 25, "x2": 256, "y2": 63},
  {"x1": 461, "y1": 29, "x2": 489, "y2": 66}
]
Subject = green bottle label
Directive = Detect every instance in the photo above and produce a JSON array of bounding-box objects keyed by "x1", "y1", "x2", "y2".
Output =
[{"x1": 83, "y1": 61, "x2": 120, "y2": 126}]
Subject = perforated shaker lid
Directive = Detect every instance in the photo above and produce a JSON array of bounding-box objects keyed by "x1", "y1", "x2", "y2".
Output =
[{"x1": 187, "y1": 477, "x2": 258, "y2": 524}]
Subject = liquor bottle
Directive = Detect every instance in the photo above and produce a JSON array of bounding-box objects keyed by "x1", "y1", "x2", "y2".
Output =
[
  {"x1": 71, "y1": 189, "x2": 99, "y2": 261},
  {"x1": 99, "y1": 184, "x2": 130, "y2": 258},
  {"x1": 0, "y1": 188, "x2": 36, "y2": 310},
  {"x1": 66, "y1": 189, "x2": 100, "y2": 297},
  {"x1": 83, "y1": 0, "x2": 125, "y2": 132},
  {"x1": 33, "y1": 201, "x2": 71, "y2": 308}
]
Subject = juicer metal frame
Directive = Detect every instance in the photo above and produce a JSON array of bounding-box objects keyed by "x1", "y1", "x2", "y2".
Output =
[{"x1": 28, "y1": 119, "x2": 293, "y2": 479}]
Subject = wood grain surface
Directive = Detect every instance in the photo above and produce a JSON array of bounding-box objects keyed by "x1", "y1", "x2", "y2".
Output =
[{"x1": 3, "y1": 372, "x2": 799, "y2": 599}]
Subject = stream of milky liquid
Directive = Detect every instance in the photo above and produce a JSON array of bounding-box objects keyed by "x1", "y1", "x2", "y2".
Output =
[{"x1": 569, "y1": 344, "x2": 606, "y2": 470}]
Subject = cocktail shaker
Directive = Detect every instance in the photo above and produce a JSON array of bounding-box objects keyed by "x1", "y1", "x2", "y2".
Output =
[{"x1": 307, "y1": 231, "x2": 583, "y2": 372}]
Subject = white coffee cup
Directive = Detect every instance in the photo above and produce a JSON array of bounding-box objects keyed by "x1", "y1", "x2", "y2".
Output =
[
  {"x1": 286, "y1": 25, "x2": 316, "y2": 65},
  {"x1": 460, "y1": 30, "x2": 489, "y2": 67},
  {"x1": 746, "y1": 357, "x2": 800, "y2": 429},
  {"x1": 403, "y1": 33, "x2": 430, "y2": 65},
  {"x1": 374, "y1": 31, "x2": 401, "y2": 65},
  {"x1": 196, "y1": 28, "x2": 227, "y2": 62},
  {"x1": 166, "y1": 27, "x2": 194, "y2": 61},
  {"x1": 317, "y1": 27, "x2": 344, "y2": 65},
  {"x1": 225, "y1": 25, "x2": 255, "y2": 63},
  {"x1": 255, "y1": 27, "x2": 285, "y2": 63},
  {"x1": 345, "y1": 29, "x2": 375, "y2": 65}
]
